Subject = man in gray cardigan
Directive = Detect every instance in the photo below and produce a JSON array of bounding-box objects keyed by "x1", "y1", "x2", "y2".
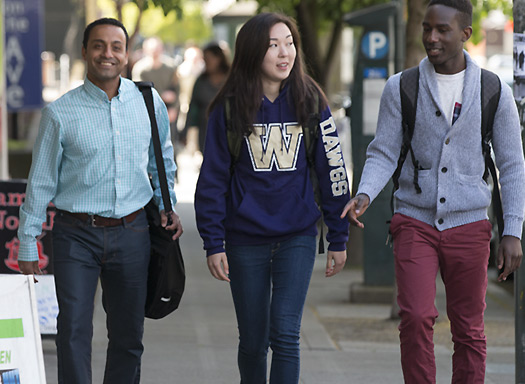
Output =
[{"x1": 342, "y1": 0, "x2": 525, "y2": 382}]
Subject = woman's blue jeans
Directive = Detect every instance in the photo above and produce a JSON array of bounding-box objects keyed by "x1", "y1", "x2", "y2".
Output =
[{"x1": 226, "y1": 235, "x2": 317, "y2": 384}]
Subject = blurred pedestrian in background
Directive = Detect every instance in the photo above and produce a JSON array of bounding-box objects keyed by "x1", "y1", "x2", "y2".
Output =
[{"x1": 184, "y1": 41, "x2": 230, "y2": 154}]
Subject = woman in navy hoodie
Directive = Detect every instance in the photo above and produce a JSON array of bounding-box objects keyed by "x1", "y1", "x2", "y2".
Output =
[{"x1": 194, "y1": 12, "x2": 350, "y2": 384}]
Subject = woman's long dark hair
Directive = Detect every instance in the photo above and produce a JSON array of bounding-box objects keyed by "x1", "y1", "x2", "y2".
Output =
[{"x1": 208, "y1": 12, "x2": 327, "y2": 136}]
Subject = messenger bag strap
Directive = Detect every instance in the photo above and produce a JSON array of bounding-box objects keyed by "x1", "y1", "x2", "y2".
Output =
[{"x1": 135, "y1": 81, "x2": 173, "y2": 216}]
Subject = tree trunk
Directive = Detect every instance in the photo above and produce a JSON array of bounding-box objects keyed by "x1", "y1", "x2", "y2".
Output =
[
  {"x1": 295, "y1": 1, "x2": 322, "y2": 84},
  {"x1": 295, "y1": 0, "x2": 343, "y2": 91},
  {"x1": 115, "y1": 0, "x2": 125, "y2": 22},
  {"x1": 129, "y1": 0, "x2": 145, "y2": 52},
  {"x1": 404, "y1": 0, "x2": 427, "y2": 68},
  {"x1": 320, "y1": 19, "x2": 343, "y2": 89}
]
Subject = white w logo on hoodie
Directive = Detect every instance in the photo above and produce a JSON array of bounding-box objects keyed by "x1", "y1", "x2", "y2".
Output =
[{"x1": 246, "y1": 123, "x2": 302, "y2": 171}]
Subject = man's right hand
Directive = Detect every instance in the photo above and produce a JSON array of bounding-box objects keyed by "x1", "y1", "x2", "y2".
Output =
[
  {"x1": 18, "y1": 260, "x2": 42, "y2": 283},
  {"x1": 340, "y1": 194, "x2": 371, "y2": 228}
]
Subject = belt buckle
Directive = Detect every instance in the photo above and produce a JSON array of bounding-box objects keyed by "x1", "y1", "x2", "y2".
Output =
[{"x1": 89, "y1": 215, "x2": 101, "y2": 228}]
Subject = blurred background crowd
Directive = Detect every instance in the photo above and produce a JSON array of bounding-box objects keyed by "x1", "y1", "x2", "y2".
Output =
[{"x1": 3, "y1": 0, "x2": 522, "y2": 182}]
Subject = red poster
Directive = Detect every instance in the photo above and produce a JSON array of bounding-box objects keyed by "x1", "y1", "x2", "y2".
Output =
[{"x1": 0, "y1": 180, "x2": 54, "y2": 274}]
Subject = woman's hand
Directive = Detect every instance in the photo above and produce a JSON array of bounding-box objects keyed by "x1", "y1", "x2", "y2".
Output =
[
  {"x1": 325, "y1": 250, "x2": 347, "y2": 277},
  {"x1": 207, "y1": 252, "x2": 230, "y2": 282}
]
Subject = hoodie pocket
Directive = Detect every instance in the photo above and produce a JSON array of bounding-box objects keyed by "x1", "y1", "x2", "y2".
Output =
[{"x1": 227, "y1": 189, "x2": 321, "y2": 237}]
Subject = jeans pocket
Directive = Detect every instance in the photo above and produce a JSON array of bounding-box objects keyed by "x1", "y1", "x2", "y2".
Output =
[{"x1": 127, "y1": 211, "x2": 149, "y2": 233}]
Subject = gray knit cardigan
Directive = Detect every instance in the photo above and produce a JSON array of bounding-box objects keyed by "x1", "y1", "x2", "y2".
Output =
[{"x1": 357, "y1": 51, "x2": 525, "y2": 239}]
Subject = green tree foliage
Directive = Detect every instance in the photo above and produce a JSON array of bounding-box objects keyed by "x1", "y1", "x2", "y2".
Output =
[
  {"x1": 110, "y1": 0, "x2": 184, "y2": 54},
  {"x1": 136, "y1": 4, "x2": 211, "y2": 46},
  {"x1": 256, "y1": 0, "x2": 514, "y2": 80},
  {"x1": 106, "y1": 0, "x2": 211, "y2": 68},
  {"x1": 140, "y1": 0, "x2": 183, "y2": 16},
  {"x1": 471, "y1": 0, "x2": 513, "y2": 44},
  {"x1": 255, "y1": 0, "x2": 388, "y2": 88}
]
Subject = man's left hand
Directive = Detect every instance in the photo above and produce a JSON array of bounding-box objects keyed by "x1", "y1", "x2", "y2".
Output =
[
  {"x1": 161, "y1": 210, "x2": 183, "y2": 240},
  {"x1": 497, "y1": 236, "x2": 523, "y2": 282}
]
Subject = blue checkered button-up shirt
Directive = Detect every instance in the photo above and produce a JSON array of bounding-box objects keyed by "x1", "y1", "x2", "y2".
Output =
[{"x1": 18, "y1": 77, "x2": 177, "y2": 262}]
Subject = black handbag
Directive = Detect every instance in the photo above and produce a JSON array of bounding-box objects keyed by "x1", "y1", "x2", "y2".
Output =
[{"x1": 137, "y1": 81, "x2": 185, "y2": 319}]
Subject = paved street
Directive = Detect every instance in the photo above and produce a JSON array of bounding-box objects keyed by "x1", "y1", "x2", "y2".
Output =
[{"x1": 42, "y1": 152, "x2": 517, "y2": 383}]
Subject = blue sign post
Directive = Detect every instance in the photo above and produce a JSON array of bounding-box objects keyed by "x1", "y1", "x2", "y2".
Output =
[
  {"x1": 361, "y1": 31, "x2": 389, "y2": 60},
  {"x1": 5, "y1": 0, "x2": 43, "y2": 111}
]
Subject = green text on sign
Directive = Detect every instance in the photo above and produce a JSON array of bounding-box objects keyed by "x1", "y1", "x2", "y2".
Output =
[
  {"x1": 0, "y1": 350, "x2": 11, "y2": 364},
  {"x1": 0, "y1": 319, "x2": 24, "y2": 339}
]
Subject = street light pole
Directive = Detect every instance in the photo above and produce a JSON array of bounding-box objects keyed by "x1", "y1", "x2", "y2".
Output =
[{"x1": 514, "y1": 0, "x2": 525, "y2": 382}]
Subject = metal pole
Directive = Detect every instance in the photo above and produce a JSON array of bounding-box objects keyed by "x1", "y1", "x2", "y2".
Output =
[{"x1": 514, "y1": 1, "x2": 525, "y2": 382}]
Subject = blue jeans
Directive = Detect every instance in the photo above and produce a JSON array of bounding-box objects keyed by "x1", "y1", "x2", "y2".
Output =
[
  {"x1": 226, "y1": 235, "x2": 317, "y2": 384},
  {"x1": 52, "y1": 210, "x2": 150, "y2": 384}
]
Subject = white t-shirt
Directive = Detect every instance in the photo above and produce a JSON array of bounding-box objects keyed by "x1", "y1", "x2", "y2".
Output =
[{"x1": 435, "y1": 70, "x2": 465, "y2": 126}]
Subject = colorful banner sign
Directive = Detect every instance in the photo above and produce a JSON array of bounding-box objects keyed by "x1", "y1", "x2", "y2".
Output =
[
  {"x1": 1, "y1": 180, "x2": 57, "y2": 335},
  {"x1": 0, "y1": 1, "x2": 8, "y2": 179},
  {"x1": 4, "y1": 0, "x2": 43, "y2": 111},
  {"x1": 0, "y1": 180, "x2": 54, "y2": 274},
  {"x1": 0, "y1": 275, "x2": 47, "y2": 383}
]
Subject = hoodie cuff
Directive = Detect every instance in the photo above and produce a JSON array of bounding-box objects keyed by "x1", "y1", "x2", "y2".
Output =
[
  {"x1": 206, "y1": 246, "x2": 226, "y2": 257},
  {"x1": 327, "y1": 242, "x2": 346, "y2": 252}
]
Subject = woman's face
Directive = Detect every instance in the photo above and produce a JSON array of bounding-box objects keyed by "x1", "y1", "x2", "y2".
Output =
[{"x1": 260, "y1": 22, "x2": 296, "y2": 86}]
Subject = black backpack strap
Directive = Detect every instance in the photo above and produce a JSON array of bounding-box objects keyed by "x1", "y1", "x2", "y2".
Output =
[
  {"x1": 480, "y1": 69, "x2": 503, "y2": 238},
  {"x1": 135, "y1": 81, "x2": 173, "y2": 217},
  {"x1": 302, "y1": 92, "x2": 324, "y2": 253},
  {"x1": 391, "y1": 67, "x2": 421, "y2": 212},
  {"x1": 303, "y1": 92, "x2": 321, "y2": 204},
  {"x1": 225, "y1": 97, "x2": 243, "y2": 175}
]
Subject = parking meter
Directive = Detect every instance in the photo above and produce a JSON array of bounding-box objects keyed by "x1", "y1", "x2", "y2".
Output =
[{"x1": 344, "y1": 3, "x2": 402, "y2": 286}]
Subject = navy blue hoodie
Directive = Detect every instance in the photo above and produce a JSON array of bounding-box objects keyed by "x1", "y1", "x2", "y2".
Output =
[{"x1": 194, "y1": 86, "x2": 350, "y2": 256}]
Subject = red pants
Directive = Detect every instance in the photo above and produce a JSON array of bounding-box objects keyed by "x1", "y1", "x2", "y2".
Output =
[{"x1": 390, "y1": 213, "x2": 492, "y2": 384}]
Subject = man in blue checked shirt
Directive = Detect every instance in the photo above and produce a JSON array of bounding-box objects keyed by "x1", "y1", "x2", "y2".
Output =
[{"x1": 17, "y1": 18, "x2": 182, "y2": 384}]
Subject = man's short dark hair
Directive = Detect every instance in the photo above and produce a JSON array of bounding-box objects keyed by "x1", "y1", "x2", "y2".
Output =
[
  {"x1": 428, "y1": 0, "x2": 473, "y2": 29},
  {"x1": 83, "y1": 18, "x2": 129, "y2": 50}
]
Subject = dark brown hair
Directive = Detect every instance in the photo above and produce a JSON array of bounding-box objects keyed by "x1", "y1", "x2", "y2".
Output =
[{"x1": 208, "y1": 12, "x2": 327, "y2": 136}]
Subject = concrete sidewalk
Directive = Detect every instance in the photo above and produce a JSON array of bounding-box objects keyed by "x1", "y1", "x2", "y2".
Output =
[{"x1": 41, "y1": 153, "x2": 517, "y2": 383}]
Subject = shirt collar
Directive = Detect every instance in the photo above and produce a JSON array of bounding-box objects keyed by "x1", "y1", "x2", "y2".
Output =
[{"x1": 83, "y1": 76, "x2": 127, "y2": 103}]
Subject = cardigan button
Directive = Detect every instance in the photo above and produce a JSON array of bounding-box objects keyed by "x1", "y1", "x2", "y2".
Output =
[
  {"x1": 438, "y1": 218, "x2": 444, "y2": 225},
  {"x1": 445, "y1": 138, "x2": 450, "y2": 145},
  {"x1": 436, "y1": 111, "x2": 441, "y2": 117},
  {"x1": 441, "y1": 167, "x2": 448, "y2": 173},
  {"x1": 440, "y1": 197, "x2": 446, "y2": 203}
]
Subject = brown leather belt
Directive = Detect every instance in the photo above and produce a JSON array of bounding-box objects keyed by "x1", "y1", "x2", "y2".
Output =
[{"x1": 58, "y1": 209, "x2": 142, "y2": 227}]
